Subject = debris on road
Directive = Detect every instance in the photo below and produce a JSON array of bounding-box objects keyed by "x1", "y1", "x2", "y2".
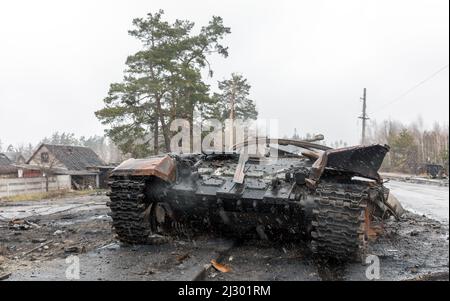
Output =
[
  {"x1": 64, "y1": 245, "x2": 86, "y2": 254},
  {"x1": 0, "y1": 192, "x2": 447, "y2": 281},
  {"x1": 98, "y1": 242, "x2": 120, "y2": 251},
  {"x1": 8, "y1": 219, "x2": 39, "y2": 230},
  {"x1": 147, "y1": 234, "x2": 171, "y2": 245},
  {"x1": 176, "y1": 253, "x2": 190, "y2": 263},
  {"x1": 406, "y1": 271, "x2": 449, "y2": 281},
  {"x1": 31, "y1": 238, "x2": 47, "y2": 243},
  {"x1": 21, "y1": 240, "x2": 54, "y2": 258},
  {"x1": 410, "y1": 230, "x2": 419, "y2": 236},
  {"x1": 0, "y1": 272, "x2": 11, "y2": 281},
  {"x1": 211, "y1": 259, "x2": 231, "y2": 273}
]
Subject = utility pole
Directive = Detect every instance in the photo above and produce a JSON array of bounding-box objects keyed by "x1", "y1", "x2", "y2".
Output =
[{"x1": 359, "y1": 88, "x2": 369, "y2": 145}]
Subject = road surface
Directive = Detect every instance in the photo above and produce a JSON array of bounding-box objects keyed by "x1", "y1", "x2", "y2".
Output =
[
  {"x1": 387, "y1": 180, "x2": 449, "y2": 223},
  {"x1": 0, "y1": 181, "x2": 448, "y2": 281}
]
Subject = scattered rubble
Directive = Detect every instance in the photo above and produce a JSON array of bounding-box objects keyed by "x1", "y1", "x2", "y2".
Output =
[
  {"x1": 64, "y1": 245, "x2": 86, "y2": 254},
  {"x1": 8, "y1": 219, "x2": 39, "y2": 231},
  {"x1": 176, "y1": 253, "x2": 190, "y2": 263},
  {"x1": 31, "y1": 238, "x2": 47, "y2": 243},
  {"x1": 0, "y1": 195, "x2": 113, "y2": 279},
  {"x1": 0, "y1": 272, "x2": 11, "y2": 281},
  {"x1": 211, "y1": 259, "x2": 231, "y2": 273},
  {"x1": 21, "y1": 240, "x2": 54, "y2": 258},
  {"x1": 0, "y1": 191, "x2": 448, "y2": 281}
]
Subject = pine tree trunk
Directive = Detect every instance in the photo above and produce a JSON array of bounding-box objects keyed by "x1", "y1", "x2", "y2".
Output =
[
  {"x1": 155, "y1": 97, "x2": 171, "y2": 152},
  {"x1": 160, "y1": 114, "x2": 171, "y2": 152},
  {"x1": 154, "y1": 117, "x2": 159, "y2": 155}
]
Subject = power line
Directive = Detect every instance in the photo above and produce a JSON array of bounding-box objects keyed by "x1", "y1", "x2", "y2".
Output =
[{"x1": 374, "y1": 64, "x2": 449, "y2": 112}]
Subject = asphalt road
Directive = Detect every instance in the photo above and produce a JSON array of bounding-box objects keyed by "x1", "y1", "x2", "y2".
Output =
[{"x1": 387, "y1": 180, "x2": 449, "y2": 223}]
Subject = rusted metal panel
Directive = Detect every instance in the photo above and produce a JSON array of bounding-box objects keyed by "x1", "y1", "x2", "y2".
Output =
[{"x1": 111, "y1": 155, "x2": 176, "y2": 182}]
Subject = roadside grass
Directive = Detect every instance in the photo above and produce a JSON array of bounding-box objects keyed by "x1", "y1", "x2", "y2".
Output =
[{"x1": 1, "y1": 189, "x2": 107, "y2": 202}]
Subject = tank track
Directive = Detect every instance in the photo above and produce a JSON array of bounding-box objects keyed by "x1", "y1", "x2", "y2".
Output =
[
  {"x1": 107, "y1": 178, "x2": 154, "y2": 244},
  {"x1": 310, "y1": 182, "x2": 368, "y2": 261},
  {"x1": 107, "y1": 177, "x2": 191, "y2": 243},
  {"x1": 107, "y1": 177, "x2": 370, "y2": 260}
]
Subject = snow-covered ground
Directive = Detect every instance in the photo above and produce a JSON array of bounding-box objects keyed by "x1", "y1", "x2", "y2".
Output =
[{"x1": 387, "y1": 180, "x2": 449, "y2": 224}]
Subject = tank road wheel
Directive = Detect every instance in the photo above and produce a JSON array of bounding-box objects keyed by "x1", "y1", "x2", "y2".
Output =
[
  {"x1": 107, "y1": 178, "x2": 155, "y2": 244},
  {"x1": 310, "y1": 183, "x2": 368, "y2": 261}
]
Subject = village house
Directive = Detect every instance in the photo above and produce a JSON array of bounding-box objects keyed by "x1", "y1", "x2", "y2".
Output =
[
  {"x1": 26, "y1": 144, "x2": 110, "y2": 189},
  {"x1": 0, "y1": 153, "x2": 12, "y2": 166},
  {"x1": 0, "y1": 153, "x2": 42, "y2": 178},
  {"x1": 2, "y1": 152, "x2": 26, "y2": 164},
  {"x1": 0, "y1": 153, "x2": 17, "y2": 178}
]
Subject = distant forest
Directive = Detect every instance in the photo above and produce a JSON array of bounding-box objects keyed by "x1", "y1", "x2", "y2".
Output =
[
  {"x1": 367, "y1": 118, "x2": 449, "y2": 173},
  {"x1": 1, "y1": 117, "x2": 448, "y2": 174}
]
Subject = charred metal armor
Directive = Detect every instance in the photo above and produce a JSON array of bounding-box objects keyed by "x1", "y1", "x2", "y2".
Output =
[{"x1": 107, "y1": 141, "x2": 403, "y2": 260}]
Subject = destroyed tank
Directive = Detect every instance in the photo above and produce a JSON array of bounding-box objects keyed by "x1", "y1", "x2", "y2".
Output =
[{"x1": 107, "y1": 139, "x2": 404, "y2": 260}]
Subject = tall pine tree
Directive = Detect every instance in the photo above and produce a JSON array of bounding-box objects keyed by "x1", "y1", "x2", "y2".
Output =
[
  {"x1": 96, "y1": 10, "x2": 230, "y2": 157},
  {"x1": 205, "y1": 73, "x2": 258, "y2": 122}
]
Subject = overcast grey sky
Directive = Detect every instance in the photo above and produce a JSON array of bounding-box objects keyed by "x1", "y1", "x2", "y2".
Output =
[{"x1": 0, "y1": 0, "x2": 448, "y2": 147}]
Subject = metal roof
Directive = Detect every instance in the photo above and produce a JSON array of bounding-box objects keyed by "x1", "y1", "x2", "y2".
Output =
[
  {"x1": 0, "y1": 153, "x2": 12, "y2": 166},
  {"x1": 0, "y1": 154, "x2": 17, "y2": 174},
  {"x1": 27, "y1": 144, "x2": 105, "y2": 171},
  {"x1": 3, "y1": 152, "x2": 26, "y2": 163}
]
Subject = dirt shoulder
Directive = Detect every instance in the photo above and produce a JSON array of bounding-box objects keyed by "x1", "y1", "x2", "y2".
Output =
[{"x1": 0, "y1": 194, "x2": 113, "y2": 278}]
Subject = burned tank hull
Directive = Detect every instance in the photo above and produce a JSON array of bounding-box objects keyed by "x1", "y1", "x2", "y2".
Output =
[{"x1": 107, "y1": 143, "x2": 403, "y2": 260}]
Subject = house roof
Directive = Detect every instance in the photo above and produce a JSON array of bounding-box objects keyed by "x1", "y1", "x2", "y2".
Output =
[
  {"x1": 0, "y1": 154, "x2": 17, "y2": 174},
  {"x1": 0, "y1": 153, "x2": 12, "y2": 166},
  {"x1": 27, "y1": 144, "x2": 106, "y2": 171},
  {"x1": 3, "y1": 152, "x2": 25, "y2": 163}
]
